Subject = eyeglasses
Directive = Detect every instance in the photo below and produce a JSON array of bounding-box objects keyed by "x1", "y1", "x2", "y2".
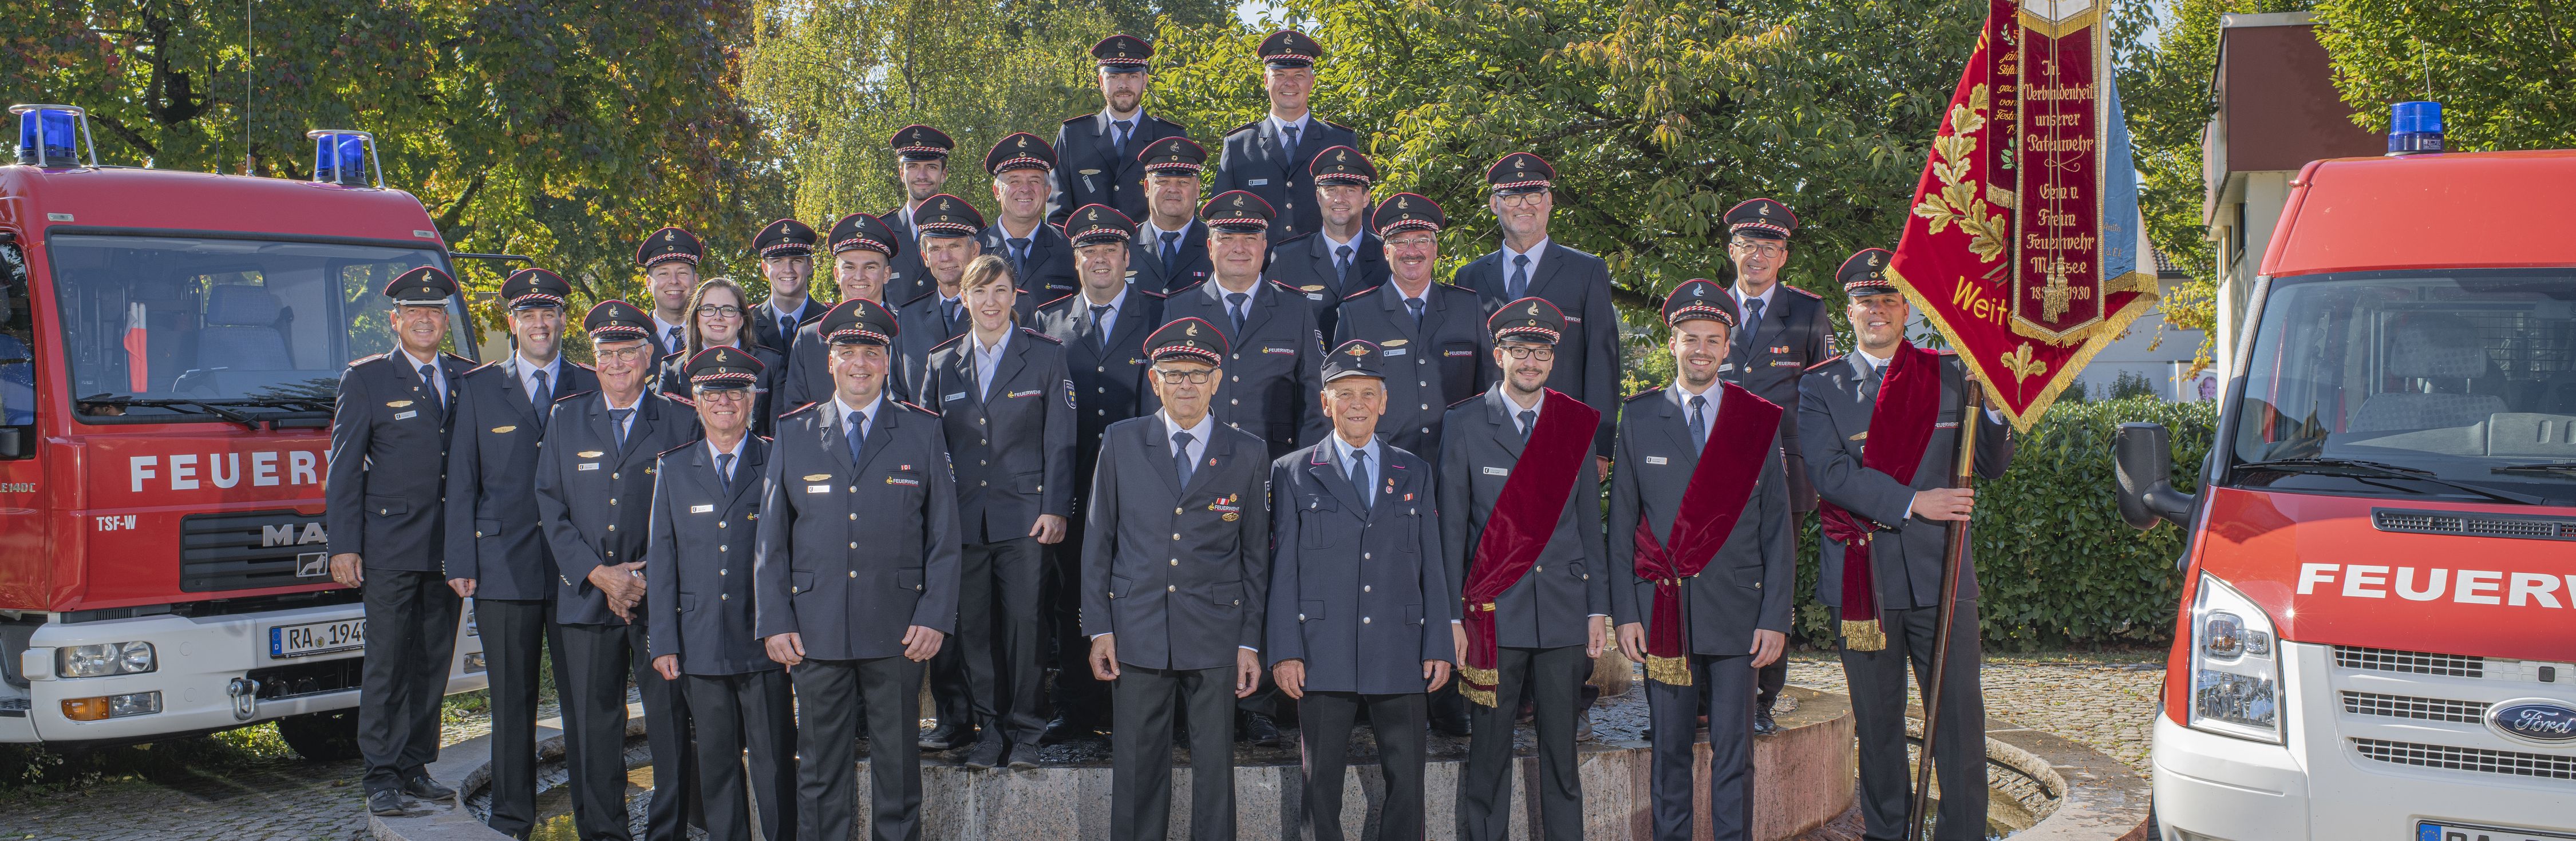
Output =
[
  {"x1": 1152, "y1": 368, "x2": 1215, "y2": 384},
  {"x1": 1496, "y1": 191, "x2": 1548, "y2": 207},
  {"x1": 696, "y1": 305, "x2": 744, "y2": 318},
  {"x1": 1386, "y1": 236, "x2": 1438, "y2": 249},
  {"x1": 596, "y1": 346, "x2": 651, "y2": 362},
  {"x1": 1500, "y1": 347, "x2": 1555, "y2": 360},
  {"x1": 696, "y1": 388, "x2": 750, "y2": 402},
  {"x1": 1729, "y1": 239, "x2": 1786, "y2": 257}
]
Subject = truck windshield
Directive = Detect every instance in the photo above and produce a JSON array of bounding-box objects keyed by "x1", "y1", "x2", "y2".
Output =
[
  {"x1": 48, "y1": 234, "x2": 468, "y2": 419},
  {"x1": 2231, "y1": 269, "x2": 2576, "y2": 503}
]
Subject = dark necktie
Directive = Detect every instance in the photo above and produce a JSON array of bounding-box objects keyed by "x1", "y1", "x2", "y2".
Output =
[
  {"x1": 1160, "y1": 231, "x2": 1181, "y2": 272},
  {"x1": 1089, "y1": 304, "x2": 1111, "y2": 352},
  {"x1": 1508, "y1": 254, "x2": 1530, "y2": 300},
  {"x1": 418, "y1": 364, "x2": 442, "y2": 415},
  {"x1": 1349, "y1": 449, "x2": 1370, "y2": 510},
  {"x1": 1405, "y1": 296, "x2": 1424, "y2": 328},
  {"x1": 1689, "y1": 395, "x2": 1708, "y2": 456},
  {"x1": 665, "y1": 326, "x2": 682, "y2": 355},
  {"x1": 1227, "y1": 292, "x2": 1249, "y2": 335},
  {"x1": 1282, "y1": 122, "x2": 1301, "y2": 151},
  {"x1": 717, "y1": 452, "x2": 734, "y2": 493},
  {"x1": 1009, "y1": 237, "x2": 1032, "y2": 277},
  {"x1": 845, "y1": 410, "x2": 867, "y2": 465},
  {"x1": 1863, "y1": 362, "x2": 1884, "y2": 404},
  {"x1": 530, "y1": 368, "x2": 551, "y2": 430},
  {"x1": 1173, "y1": 431, "x2": 1195, "y2": 486},
  {"x1": 1518, "y1": 409, "x2": 1535, "y2": 443},
  {"x1": 943, "y1": 299, "x2": 962, "y2": 333},
  {"x1": 610, "y1": 407, "x2": 633, "y2": 453},
  {"x1": 1740, "y1": 298, "x2": 1765, "y2": 354},
  {"x1": 1334, "y1": 245, "x2": 1353, "y2": 285},
  {"x1": 779, "y1": 311, "x2": 797, "y2": 343},
  {"x1": 1112, "y1": 119, "x2": 1133, "y2": 156}
]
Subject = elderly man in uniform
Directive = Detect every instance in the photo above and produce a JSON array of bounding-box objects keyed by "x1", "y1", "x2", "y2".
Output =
[
  {"x1": 979, "y1": 133, "x2": 1079, "y2": 316},
  {"x1": 1452, "y1": 154, "x2": 1620, "y2": 481},
  {"x1": 645, "y1": 348, "x2": 796, "y2": 841},
  {"x1": 748, "y1": 217, "x2": 827, "y2": 362},
  {"x1": 1441, "y1": 298, "x2": 1609, "y2": 841},
  {"x1": 443, "y1": 268, "x2": 594, "y2": 835},
  {"x1": 756, "y1": 297, "x2": 960, "y2": 841},
  {"x1": 882, "y1": 124, "x2": 958, "y2": 306},
  {"x1": 1050, "y1": 34, "x2": 1187, "y2": 227},
  {"x1": 639, "y1": 227, "x2": 704, "y2": 363},
  {"x1": 1269, "y1": 339, "x2": 1456, "y2": 841},
  {"x1": 1083, "y1": 318, "x2": 1271, "y2": 841},
  {"x1": 1264, "y1": 145, "x2": 1389, "y2": 340},
  {"x1": 1800, "y1": 249, "x2": 2014, "y2": 841},
  {"x1": 329, "y1": 265, "x2": 472, "y2": 818},
  {"x1": 1030, "y1": 205, "x2": 1167, "y2": 743},
  {"x1": 1214, "y1": 29, "x2": 1363, "y2": 243},
  {"x1": 781, "y1": 211, "x2": 904, "y2": 410},
  {"x1": 533, "y1": 300, "x2": 705, "y2": 841},
  {"x1": 1129, "y1": 137, "x2": 1216, "y2": 294},
  {"x1": 1609, "y1": 280, "x2": 1795, "y2": 841}
]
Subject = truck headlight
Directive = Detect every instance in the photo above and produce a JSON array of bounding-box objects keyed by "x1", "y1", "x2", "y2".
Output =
[
  {"x1": 2190, "y1": 573, "x2": 2283, "y2": 743},
  {"x1": 57, "y1": 641, "x2": 156, "y2": 677}
]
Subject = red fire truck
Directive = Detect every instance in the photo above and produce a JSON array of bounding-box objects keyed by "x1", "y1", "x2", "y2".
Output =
[
  {"x1": 2121, "y1": 104, "x2": 2576, "y2": 841},
  {"x1": 0, "y1": 105, "x2": 487, "y2": 754}
]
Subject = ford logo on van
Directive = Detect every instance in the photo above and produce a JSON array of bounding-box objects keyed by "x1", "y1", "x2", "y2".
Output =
[{"x1": 2486, "y1": 699, "x2": 2576, "y2": 746}]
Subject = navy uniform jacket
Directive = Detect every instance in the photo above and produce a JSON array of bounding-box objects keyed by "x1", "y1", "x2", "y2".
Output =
[
  {"x1": 645, "y1": 435, "x2": 780, "y2": 676},
  {"x1": 780, "y1": 300, "x2": 941, "y2": 410},
  {"x1": 1436, "y1": 387, "x2": 1609, "y2": 649},
  {"x1": 751, "y1": 398, "x2": 964, "y2": 660},
  {"x1": 1264, "y1": 230, "x2": 1389, "y2": 340},
  {"x1": 1149, "y1": 279, "x2": 1330, "y2": 459},
  {"x1": 1031, "y1": 288, "x2": 1165, "y2": 522},
  {"x1": 327, "y1": 351, "x2": 472, "y2": 572},
  {"x1": 919, "y1": 328, "x2": 1076, "y2": 543},
  {"x1": 1604, "y1": 388, "x2": 1795, "y2": 654},
  {"x1": 979, "y1": 223, "x2": 1079, "y2": 320},
  {"x1": 1332, "y1": 282, "x2": 1495, "y2": 460},
  {"x1": 532, "y1": 391, "x2": 701, "y2": 626},
  {"x1": 1049, "y1": 110, "x2": 1188, "y2": 227},
  {"x1": 1453, "y1": 244, "x2": 1623, "y2": 457},
  {"x1": 1266, "y1": 441, "x2": 1456, "y2": 694},
  {"x1": 893, "y1": 291, "x2": 967, "y2": 404},
  {"x1": 1079, "y1": 415, "x2": 1271, "y2": 671},
  {"x1": 444, "y1": 358, "x2": 599, "y2": 599},
  {"x1": 1211, "y1": 117, "x2": 1362, "y2": 243},
  {"x1": 884, "y1": 206, "x2": 937, "y2": 308},
  {"x1": 1128, "y1": 219, "x2": 1214, "y2": 295},
  {"x1": 657, "y1": 342, "x2": 785, "y2": 437},
  {"x1": 1718, "y1": 284, "x2": 1834, "y2": 510},
  {"x1": 1797, "y1": 352, "x2": 2014, "y2": 610},
  {"x1": 748, "y1": 299, "x2": 828, "y2": 369}
]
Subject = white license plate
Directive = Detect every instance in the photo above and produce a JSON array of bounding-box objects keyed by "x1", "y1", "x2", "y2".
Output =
[
  {"x1": 2420, "y1": 821, "x2": 2576, "y2": 841},
  {"x1": 270, "y1": 618, "x2": 365, "y2": 658}
]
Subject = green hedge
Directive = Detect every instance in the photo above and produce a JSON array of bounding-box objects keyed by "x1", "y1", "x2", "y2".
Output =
[{"x1": 1784, "y1": 396, "x2": 2217, "y2": 650}]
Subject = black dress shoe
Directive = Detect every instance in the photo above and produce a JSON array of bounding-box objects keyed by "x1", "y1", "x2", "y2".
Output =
[
  {"x1": 1008, "y1": 752, "x2": 1040, "y2": 771},
  {"x1": 1239, "y1": 711, "x2": 1283, "y2": 747},
  {"x1": 368, "y1": 788, "x2": 408, "y2": 816},
  {"x1": 1040, "y1": 715, "x2": 1094, "y2": 745},
  {"x1": 1430, "y1": 716, "x2": 1472, "y2": 737},
  {"x1": 962, "y1": 737, "x2": 1008, "y2": 769},
  {"x1": 1753, "y1": 708, "x2": 1782, "y2": 736},
  {"x1": 919, "y1": 722, "x2": 970, "y2": 751},
  {"x1": 402, "y1": 773, "x2": 456, "y2": 801},
  {"x1": 1574, "y1": 709, "x2": 1595, "y2": 743}
]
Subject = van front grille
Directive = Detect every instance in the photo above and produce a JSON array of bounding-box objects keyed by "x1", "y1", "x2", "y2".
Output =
[
  {"x1": 2352, "y1": 737, "x2": 2576, "y2": 781},
  {"x1": 2373, "y1": 508, "x2": 2576, "y2": 541},
  {"x1": 2342, "y1": 691, "x2": 2489, "y2": 723},
  {"x1": 2335, "y1": 645, "x2": 2485, "y2": 677}
]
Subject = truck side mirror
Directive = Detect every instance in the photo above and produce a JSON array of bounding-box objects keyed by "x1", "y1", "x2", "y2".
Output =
[{"x1": 2114, "y1": 422, "x2": 2197, "y2": 529}]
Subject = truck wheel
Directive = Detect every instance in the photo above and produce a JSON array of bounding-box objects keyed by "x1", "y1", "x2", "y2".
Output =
[{"x1": 276, "y1": 709, "x2": 362, "y2": 762}]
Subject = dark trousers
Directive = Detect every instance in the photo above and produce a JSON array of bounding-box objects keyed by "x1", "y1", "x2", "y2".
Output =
[
  {"x1": 357, "y1": 568, "x2": 462, "y2": 793},
  {"x1": 1048, "y1": 521, "x2": 1110, "y2": 725},
  {"x1": 1647, "y1": 653, "x2": 1757, "y2": 841},
  {"x1": 680, "y1": 669, "x2": 797, "y2": 841},
  {"x1": 1299, "y1": 692, "x2": 1428, "y2": 841},
  {"x1": 1424, "y1": 674, "x2": 1472, "y2": 732},
  {"x1": 479, "y1": 598, "x2": 563, "y2": 838},
  {"x1": 560, "y1": 618, "x2": 699, "y2": 841},
  {"x1": 1755, "y1": 660, "x2": 1786, "y2": 711},
  {"x1": 948, "y1": 535, "x2": 1049, "y2": 752},
  {"x1": 1457, "y1": 645, "x2": 1589, "y2": 841},
  {"x1": 1843, "y1": 601, "x2": 1985, "y2": 841},
  {"x1": 1111, "y1": 663, "x2": 1239, "y2": 841},
  {"x1": 793, "y1": 656, "x2": 926, "y2": 841}
]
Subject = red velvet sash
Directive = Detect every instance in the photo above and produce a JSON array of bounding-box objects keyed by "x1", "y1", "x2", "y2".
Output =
[
  {"x1": 1459, "y1": 388, "x2": 1600, "y2": 707},
  {"x1": 1632, "y1": 381, "x2": 1782, "y2": 673},
  {"x1": 1815, "y1": 342, "x2": 1939, "y2": 644}
]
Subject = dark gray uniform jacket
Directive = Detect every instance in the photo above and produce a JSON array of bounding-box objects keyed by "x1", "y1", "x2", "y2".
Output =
[
  {"x1": 919, "y1": 327, "x2": 1076, "y2": 543},
  {"x1": 656, "y1": 342, "x2": 785, "y2": 437},
  {"x1": 1453, "y1": 243, "x2": 1623, "y2": 457},
  {"x1": 1263, "y1": 230, "x2": 1388, "y2": 341},
  {"x1": 1149, "y1": 278, "x2": 1330, "y2": 459},
  {"x1": 1435, "y1": 387, "x2": 1610, "y2": 649},
  {"x1": 751, "y1": 397, "x2": 965, "y2": 660},
  {"x1": 978, "y1": 222, "x2": 1079, "y2": 320},
  {"x1": 885, "y1": 205, "x2": 937, "y2": 308},
  {"x1": 644, "y1": 434, "x2": 780, "y2": 676},
  {"x1": 1605, "y1": 386, "x2": 1796, "y2": 654},
  {"x1": 531, "y1": 390, "x2": 701, "y2": 626},
  {"x1": 1080, "y1": 415, "x2": 1272, "y2": 671},
  {"x1": 894, "y1": 291, "x2": 969, "y2": 405},
  {"x1": 748, "y1": 298, "x2": 827, "y2": 364},
  {"x1": 1797, "y1": 352, "x2": 2014, "y2": 610},
  {"x1": 1211, "y1": 116, "x2": 1362, "y2": 243},
  {"x1": 1126, "y1": 219, "x2": 1214, "y2": 295},
  {"x1": 1332, "y1": 281, "x2": 1495, "y2": 461},
  {"x1": 1049, "y1": 110, "x2": 1189, "y2": 227},
  {"x1": 444, "y1": 358, "x2": 599, "y2": 598},
  {"x1": 1717, "y1": 283, "x2": 1834, "y2": 510},
  {"x1": 327, "y1": 350, "x2": 473, "y2": 571},
  {"x1": 1031, "y1": 288, "x2": 1165, "y2": 521},
  {"x1": 1266, "y1": 441, "x2": 1456, "y2": 693}
]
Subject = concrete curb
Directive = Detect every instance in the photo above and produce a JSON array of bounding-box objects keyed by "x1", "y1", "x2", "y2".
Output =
[{"x1": 366, "y1": 703, "x2": 647, "y2": 841}]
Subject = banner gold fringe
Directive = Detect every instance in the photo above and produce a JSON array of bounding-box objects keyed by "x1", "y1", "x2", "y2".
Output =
[
  {"x1": 1459, "y1": 666, "x2": 1499, "y2": 707},
  {"x1": 1645, "y1": 654, "x2": 1694, "y2": 687},
  {"x1": 1843, "y1": 618, "x2": 1887, "y2": 652}
]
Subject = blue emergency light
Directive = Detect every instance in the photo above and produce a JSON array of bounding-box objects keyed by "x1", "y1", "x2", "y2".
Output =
[
  {"x1": 306, "y1": 129, "x2": 382, "y2": 187},
  {"x1": 10, "y1": 104, "x2": 97, "y2": 167},
  {"x1": 2387, "y1": 101, "x2": 2444, "y2": 156}
]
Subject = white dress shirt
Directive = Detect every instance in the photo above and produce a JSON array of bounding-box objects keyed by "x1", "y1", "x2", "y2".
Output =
[
  {"x1": 706, "y1": 434, "x2": 748, "y2": 483},
  {"x1": 398, "y1": 346, "x2": 448, "y2": 404},
  {"x1": 1494, "y1": 381, "x2": 1544, "y2": 434},
  {"x1": 1499, "y1": 236, "x2": 1551, "y2": 292},
  {"x1": 515, "y1": 352, "x2": 561, "y2": 400},
  {"x1": 1270, "y1": 113, "x2": 1314, "y2": 145},
  {"x1": 1731, "y1": 283, "x2": 1779, "y2": 331},
  {"x1": 831, "y1": 392, "x2": 882, "y2": 441},
  {"x1": 1669, "y1": 376, "x2": 1721, "y2": 415},
  {"x1": 1081, "y1": 287, "x2": 1129, "y2": 339}
]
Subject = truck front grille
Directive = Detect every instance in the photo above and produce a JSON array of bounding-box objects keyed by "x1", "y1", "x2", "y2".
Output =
[
  {"x1": 2342, "y1": 691, "x2": 2489, "y2": 723},
  {"x1": 2335, "y1": 645, "x2": 2484, "y2": 677},
  {"x1": 178, "y1": 509, "x2": 331, "y2": 593},
  {"x1": 2352, "y1": 737, "x2": 2576, "y2": 782},
  {"x1": 2372, "y1": 508, "x2": 2576, "y2": 541},
  {"x1": 244, "y1": 657, "x2": 362, "y2": 700}
]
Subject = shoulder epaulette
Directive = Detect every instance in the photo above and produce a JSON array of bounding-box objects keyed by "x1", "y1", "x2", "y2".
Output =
[
  {"x1": 1145, "y1": 113, "x2": 1181, "y2": 127},
  {"x1": 798, "y1": 310, "x2": 829, "y2": 326},
  {"x1": 1168, "y1": 277, "x2": 1210, "y2": 295},
  {"x1": 1783, "y1": 284, "x2": 1823, "y2": 300},
  {"x1": 665, "y1": 394, "x2": 696, "y2": 408},
  {"x1": 442, "y1": 352, "x2": 473, "y2": 363},
  {"x1": 463, "y1": 361, "x2": 505, "y2": 375},
  {"x1": 1934, "y1": 348, "x2": 1959, "y2": 356},
  {"x1": 757, "y1": 434, "x2": 773, "y2": 443},
  {"x1": 1271, "y1": 231, "x2": 1317, "y2": 248},
  {"x1": 346, "y1": 353, "x2": 387, "y2": 369},
  {"x1": 1047, "y1": 221, "x2": 1066, "y2": 236},
  {"x1": 929, "y1": 332, "x2": 968, "y2": 352},
  {"x1": 655, "y1": 440, "x2": 697, "y2": 459},
  {"x1": 900, "y1": 288, "x2": 941, "y2": 308},
  {"x1": 898, "y1": 400, "x2": 939, "y2": 417},
  {"x1": 779, "y1": 401, "x2": 821, "y2": 418},
  {"x1": 1038, "y1": 290, "x2": 1080, "y2": 310},
  {"x1": 1226, "y1": 119, "x2": 1262, "y2": 136},
  {"x1": 1624, "y1": 388, "x2": 1664, "y2": 403},
  {"x1": 554, "y1": 390, "x2": 598, "y2": 404},
  {"x1": 1020, "y1": 327, "x2": 1063, "y2": 344},
  {"x1": 1061, "y1": 114, "x2": 1090, "y2": 125},
  {"x1": 1803, "y1": 358, "x2": 1844, "y2": 374},
  {"x1": 658, "y1": 348, "x2": 686, "y2": 363},
  {"x1": 1341, "y1": 285, "x2": 1378, "y2": 302},
  {"x1": 1448, "y1": 393, "x2": 1484, "y2": 409},
  {"x1": 568, "y1": 361, "x2": 596, "y2": 371},
  {"x1": 1319, "y1": 118, "x2": 1353, "y2": 132},
  {"x1": 879, "y1": 207, "x2": 906, "y2": 219},
  {"x1": 1267, "y1": 278, "x2": 1305, "y2": 294},
  {"x1": 1140, "y1": 288, "x2": 1170, "y2": 299}
]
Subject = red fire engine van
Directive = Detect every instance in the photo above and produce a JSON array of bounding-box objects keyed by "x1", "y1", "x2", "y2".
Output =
[
  {"x1": 0, "y1": 106, "x2": 487, "y2": 754},
  {"x1": 2119, "y1": 106, "x2": 2576, "y2": 841}
]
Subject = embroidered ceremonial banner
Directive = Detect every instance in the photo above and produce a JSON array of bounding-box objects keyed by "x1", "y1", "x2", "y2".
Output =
[
  {"x1": 1631, "y1": 381, "x2": 1781, "y2": 685},
  {"x1": 1457, "y1": 388, "x2": 1599, "y2": 708},
  {"x1": 1888, "y1": 0, "x2": 2158, "y2": 430},
  {"x1": 1815, "y1": 342, "x2": 1942, "y2": 651}
]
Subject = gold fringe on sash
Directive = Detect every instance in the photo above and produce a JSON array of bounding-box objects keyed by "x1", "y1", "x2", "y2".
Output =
[
  {"x1": 1842, "y1": 618, "x2": 1887, "y2": 652},
  {"x1": 1645, "y1": 654, "x2": 1693, "y2": 687},
  {"x1": 1459, "y1": 666, "x2": 1500, "y2": 707}
]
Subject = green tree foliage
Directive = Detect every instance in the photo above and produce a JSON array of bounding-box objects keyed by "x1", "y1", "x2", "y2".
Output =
[
  {"x1": 2314, "y1": 0, "x2": 2575, "y2": 150},
  {"x1": 0, "y1": 1, "x2": 783, "y2": 328}
]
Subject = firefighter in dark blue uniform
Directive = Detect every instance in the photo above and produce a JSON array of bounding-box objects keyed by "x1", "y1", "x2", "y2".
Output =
[
  {"x1": 1151, "y1": 190, "x2": 1330, "y2": 471},
  {"x1": 883, "y1": 124, "x2": 958, "y2": 307},
  {"x1": 1330, "y1": 193, "x2": 1494, "y2": 466},
  {"x1": 1128, "y1": 136, "x2": 1216, "y2": 294},
  {"x1": 746, "y1": 217, "x2": 827, "y2": 371},
  {"x1": 894, "y1": 195, "x2": 985, "y2": 413},
  {"x1": 1212, "y1": 29, "x2": 1364, "y2": 243},
  {"x1": 978, "y1": 133, "x2": 1079, "y2": 318},
  {"x1": 782, "y1": 211, "x2": 904, "y2": 410},
  {"x1": 1264, "y1": 145, "x2": 1390, "y2": 340},
  {"x1": 1050, "y1": 34, "x2": 1188, "y2": 227}
]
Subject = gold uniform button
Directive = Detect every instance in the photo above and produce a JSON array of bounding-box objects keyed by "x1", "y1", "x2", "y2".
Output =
[
  {"x1": 1363, "y1": 553, "x2": 1371, "y2": 560},
  {"x1": 1535, "y1": 565, "x2": 1542, "y2": 572},
  {"x1": 719, "y1": 569, "x2": 726, "y2": 575},
  {"x1": 1175, "y1": 507, "x2": 1183, "y2": 514},
  {"x1": 1167, "y1": 585, "x2": 1176, "y2": 592},
  {"x1": 1172, "y1": 534, "x2": 1181, "y2": 540},
  {"x1": 719, "y1": 521, "x2": 728, "y2": 528},
  {"x1": 850, "y1": 542, "x2": 858, "y2": 549},
  {"x1": 720, "y1": 546, "x2": 728, "y2": 552},
  {"x1": 850, "y1": 570, "x2": 858, "y2": 577},
  {"x1": 613, "y1": 473, "x2": 620, "y2": 479},
  {"x1": 1362, "y1": 617, "x2": 1370, "y2": 624},
  {"x1": 1363, "y1": 585, "x2": 1372, "y2": 592},
  {"x1": 608, "y1": 525, "x2": 616, "y2": 531},
  {"x1": 1170, "y1": 560, "x2": 1178, "y2": 566}
]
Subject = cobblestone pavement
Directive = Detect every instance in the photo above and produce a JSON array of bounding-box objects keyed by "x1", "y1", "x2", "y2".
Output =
[{"x1": 1780, "y1": 654, "x2": 2166, "y2": 775}]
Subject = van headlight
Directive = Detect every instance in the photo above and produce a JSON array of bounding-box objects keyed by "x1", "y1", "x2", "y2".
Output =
[
  {"x1": 2190, "y1": 573, "x2": 2283, "y2": 743},
  {"x1": 57, "y1": 641, "x2": 157, "y2": 677}
]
